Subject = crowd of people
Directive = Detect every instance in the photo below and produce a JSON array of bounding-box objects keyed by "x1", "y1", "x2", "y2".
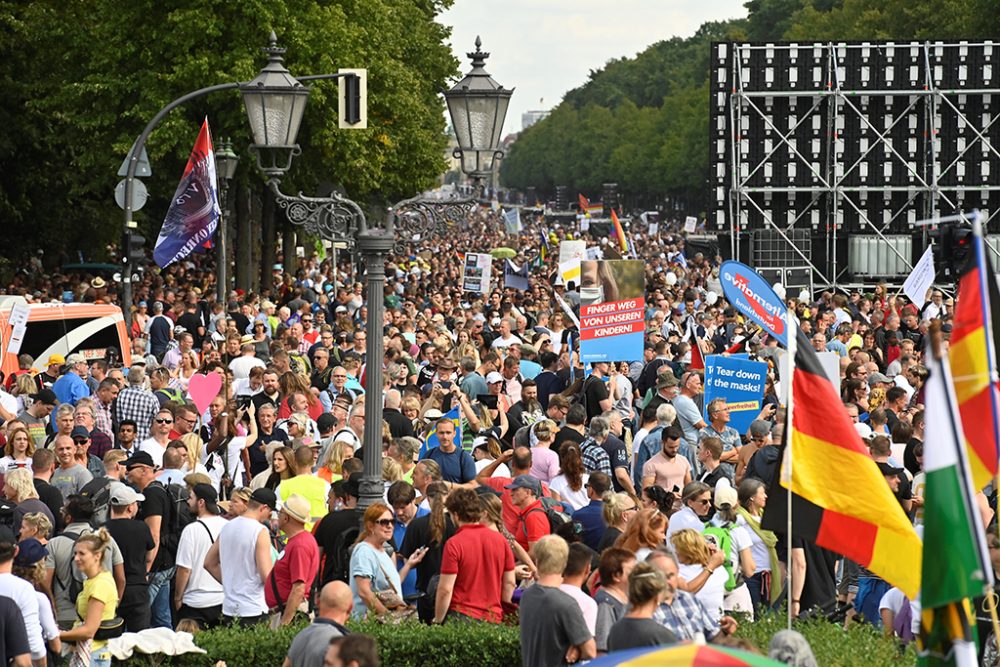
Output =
[{"x1": 0, "y1": 207, "x2": 967, "y2": 667}]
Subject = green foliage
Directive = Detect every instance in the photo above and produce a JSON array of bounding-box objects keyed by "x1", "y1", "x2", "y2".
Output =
[
  {"x1": 0, "y1": 0, "x2": 457, "y2": 258},
  {"x1": 501, "y1": 0, "x2": 999, "y2": 211},
  {"x1": 734, "y1": 612, "x2": 917, "y2": 667},
  {"x1": 117, "y1": 618, "x2": 521, "y2": 667}
]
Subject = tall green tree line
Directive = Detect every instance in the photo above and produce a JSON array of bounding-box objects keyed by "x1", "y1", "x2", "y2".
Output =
[
  {"x1": 500, "y1": 0, "x2": 1000, "y2": 212},
  {"x1": 0, "y1": 0, "x2": 458, "y2": 281}
]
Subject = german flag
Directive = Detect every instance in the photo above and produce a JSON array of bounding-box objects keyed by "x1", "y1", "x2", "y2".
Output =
[
  {"x1": 949, "y1": 222, "x2": 1000, "y2": 491},
  {"x1": 762, "y1": 328, "x2": 922, "y2": 598}
]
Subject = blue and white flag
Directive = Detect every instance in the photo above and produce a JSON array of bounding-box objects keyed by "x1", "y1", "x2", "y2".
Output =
[
  {"x1": 420, "y1": 406, "x2": 462, "y2": 458},
  {"x1": 504, "y1": 259, "x2": 529, "y2": 291},
  {"x1": 503, "y1": 207, "x2": 522, "y2": 235},
  {"x1": 154, "y1": 118, "x2": 220, "y2": 268}
]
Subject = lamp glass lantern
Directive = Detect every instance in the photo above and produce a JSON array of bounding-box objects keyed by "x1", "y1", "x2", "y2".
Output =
[
  {"x1": 215, "y1": 139, "x2": 240, "y2": 182},
  {"x1": 445, "y1": 36, "x2": 513, "y2": 179},
  {"x1": 240, "y1": 32, "x2": 311, "y2": 149}
]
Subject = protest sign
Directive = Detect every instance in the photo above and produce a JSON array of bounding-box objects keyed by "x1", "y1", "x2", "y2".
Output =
[
  {"x1": 560, "y1": 240, "x2": 586, "y2": 263},
  {"x1": 815, "y1": 351, "x2": 841, "y2": 391},
  {"x1": 5, "y1": 304, "x2": 29, "y2": 355},
  {"x1": 559, "y1": 259, "x2": 581, "y2": 287},
  {"x1": 684, "y1": 216, "x2": 697, "y2": 233},
  {"x1": 579, "y1": 260, "x2": 645, "y2": 362},
  {"x1": 461, "y1": 253, "x2": 493, "y2": 294},
  {"x1": 703, "y1": 355, "x2": 768, "y2": 434},
  {"x1": 504, "y1": 259, "x2": 529, "y2": 291},
  {"x1": 719, "y1": 260, "x2": 790, "y2": 347},
  {"x1": 902, "y1": 245, "x2": 935, "y2": 307}
]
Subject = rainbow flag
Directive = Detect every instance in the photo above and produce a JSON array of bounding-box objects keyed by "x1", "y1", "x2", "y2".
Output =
[{"x1": 610, "y1": 209, "x2": 628, "y2": 254}]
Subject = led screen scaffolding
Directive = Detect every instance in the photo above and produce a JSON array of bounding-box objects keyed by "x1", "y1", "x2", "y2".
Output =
[{"x1": 710, "y1": 41, "x2": 1000, "y2": 285}]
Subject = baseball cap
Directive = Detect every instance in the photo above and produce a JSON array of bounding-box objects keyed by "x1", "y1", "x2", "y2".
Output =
[
  {"x1": 335, "y1": 305, "x2": 348, "y2": 313},
  {"x1": 45, "y1": 354, "x2": 65, "y2": 367},
  {"x1": 854, "y1": 422, "x2": 874, "y2": 441},
  {"x1": 191, "y1": 484, "x2": 221, "y2": 515},
  {"x1": 423, "y1": 408, "x2": 444, "y2": 421},
  {"x1": 250, "y1": 488, "x2": 278, "y2": 511},
  {"x1": 714, "y1": 479, "x2": 739, "y2": 509},
  {"x1": 281, "y1": 494, "x2": 311, "y2": 524},
  {"x1": 749, "y1": 420, "x2": 771, "y2": 439},
  {"x1": 124, "y1": 451, "x2": 156, "y2": 469},
  {"x1": 504, "y1": 474, "x2": 542, "y2": 495},
  {"x1": 65, "y1": 353, "x2": 86, "y2": 366},
  {"x1": 868, "y1": 372, "x2": 892, "y2": 385},
  {"x1": 485, "y1": 371, "x2": 504, "y2": 384},
  {"x1": 109, "y1": 482, "x2": 145, "y2": 506},
  {"x1": 13, "y1": 538, "x2": 47, "y2": 567},
  {"x1": 29, "y1": 389, "x2": 58, "y2": 406},
  {"x1": 70, "y1": 426, "x2": 91, "y2": 441},
  {"x1": 876, "y1": 461, "x2": 904, "y2": 476}
]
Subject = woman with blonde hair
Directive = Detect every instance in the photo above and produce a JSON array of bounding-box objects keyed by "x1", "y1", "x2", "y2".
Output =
[
  {"x1": 382, "y1": 457, "x2": 403, "y2": 489},
  {"x1": 401, "y1": 397, "x2": 421, "y2": 428},
  {"x1": 19, "y1": 512, "x2": 53, "y2": 546},
  {"x1": 59, "y1": 528, "x2": 120, "y2": 667},
  {"x1": 670, "y1": 528, "x2": 728, "y2": 621},
  {"x1": 454, "y1": 340, "x2": 480, "y2": 367},
  {"x1": 528, "y1": 420, "x2": 560, "y2": 483},
  {"x1": 318, "y1": 440, "x2": 354, "y2": 483},
  {"x1": 12, "y1": 374, "x2": 39, "y2": 413},
  {"x1": 615, "y1": 508, "x2": 668, "y2": 561},
  {"x1": 0, "y1": 425, "x2": 34, "y2": 473},
  {"x1": 597, "y1": 492, "x2": 640, "y2": 552},
  {"x1": 178, "y1": 433, "x2": 208, "y2": 475},
  {"x1": 5, "y1": 468, "x2": 54, "y2": 530}
]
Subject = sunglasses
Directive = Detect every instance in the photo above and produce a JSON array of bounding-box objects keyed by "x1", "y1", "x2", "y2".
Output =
[
  {"x1": 375, "y1": 518, "x2": 394, "y2": 527},
  {"x1": 72, "y1": 438, "x2": 88, "y2": 445},
  {"x1": 154, "y1": 418, "x2": 173, "y2": 424},
  {"x1": 623, "y1": 505, "x2": 639, "y2": 512},
  {"x1": 692, "y1": 498, "x2": 712, "y2": 506}
]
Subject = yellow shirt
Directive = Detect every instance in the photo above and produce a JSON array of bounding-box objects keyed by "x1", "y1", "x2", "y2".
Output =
[
  {"x1": 277, "y1": 474, "x2": 330, "y2": 531},
  {"x1": 76, "y1": 571, "x2": 117, "y2": 649}
]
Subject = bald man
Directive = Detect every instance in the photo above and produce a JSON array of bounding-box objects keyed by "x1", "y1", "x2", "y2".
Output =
[{"x1": 283, "y1": 581, "x2": 353, "y2": 667}]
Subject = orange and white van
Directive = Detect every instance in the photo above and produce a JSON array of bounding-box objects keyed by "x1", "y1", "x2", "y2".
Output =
[{"x1": 0, "y1": 297, "x2": 132, "y2": 377}]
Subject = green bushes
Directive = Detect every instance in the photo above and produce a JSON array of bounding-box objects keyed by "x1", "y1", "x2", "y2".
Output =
[{"x1": 119, "y1": 613, "x2": 914, "y2": 666}]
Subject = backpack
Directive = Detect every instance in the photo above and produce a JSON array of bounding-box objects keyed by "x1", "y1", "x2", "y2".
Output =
[
  {"x1": 570, "y1": 376, "x2": 594, "y2": 416},
  {"x1": 329, "y1": 523, "x2": 362, "y2": 584},
  {"x1": 55, "y1": 531, "x2": 86, "y2": 605},
  {"x1": 79, "y1": 477, "x2": 113, "y2": 528},
  {"x1": 148, "y1": 481, "x2": 193, "y2": 559},
  {"x1": 703, "y1": 524, "x2": 741, "y2": 592},
  {"x1": 155, "y1": 387, "x2": 183, "y2": 404},
  {"x1": 522, "y1": 498, "x2": 572, "y2": 536}
]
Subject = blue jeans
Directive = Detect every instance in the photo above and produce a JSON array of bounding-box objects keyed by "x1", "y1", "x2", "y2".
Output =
[
  {"x1": 855, "y1": 576, "x2": 890, "y2": 628},
  {"x1": 91, "y1": 648, "x2": 112, "y2": 667},
  {"x1": 148, "y1": 566, "x2": 176, "y2": 629}
]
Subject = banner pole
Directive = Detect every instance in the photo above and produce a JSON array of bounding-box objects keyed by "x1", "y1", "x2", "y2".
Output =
[{"x1": 784, "y1": 313, "x2": 797, "y2": 630}]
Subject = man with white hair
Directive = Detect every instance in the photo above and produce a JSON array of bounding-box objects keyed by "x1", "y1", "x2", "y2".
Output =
[
  {"x1": 383, "y1": 389, "x2": 414, "y2": 439},
  {"x1": 634, "y1": 403, "x2": 677, "y2": 489}
]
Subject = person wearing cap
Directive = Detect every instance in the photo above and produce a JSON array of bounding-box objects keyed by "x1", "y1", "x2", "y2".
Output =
[
  {"x1": 51, "y1": 353, "x2": 90, "y2": 407},
  {"x1": 205, "y1": 488, "x2": 277, "y2": 627},
  {"x1": 265, "y1": 494, "x2": 320, "y2": 626},
  {"x1": 37, "y1": 354, "x2": 65, "y2": 389},
  {"x1": 17, "y1": 389, "x2": 57, "y2": 449},
  {"x1": 105, "y1": 482, "x2": 155, "y2": 632},
  {"x1": 505, "y1": 474, "x2": 551, "y2": 552},
  {"x1": 646, "y1": 371, "x2": 680, "y2": 415},
  {"x1": 174, "y1": 484, "x2": 226, "y2": 630},
  {"x1": 744, "y1": 424, "x2": 783, "y2": 486},
  {"x1": 70, "y1": 425, "x2": 104, "y2": 480},
  {"x1": 734, "y1": 420, "x2": 770, "y2": 485}
]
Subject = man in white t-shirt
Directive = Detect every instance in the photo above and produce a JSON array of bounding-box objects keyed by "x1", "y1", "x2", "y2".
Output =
[
  {"x1": 490, "y1": 318, "x2": 522, "y2": 350},
  {"x1": 174, "y1": 484, "x2": 228, "y2": 629},
  {"x1": 138, "y1": 408, "x2": 173, "y2": 468},
  {"x1": 229, "y1": 339, "x2": 267, "y2": 380},
  {"x1": 205, "y1": 488, "x2": 277, "y2": 626}
]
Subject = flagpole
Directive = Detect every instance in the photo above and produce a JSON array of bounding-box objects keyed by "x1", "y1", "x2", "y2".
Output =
[{"x1": 784, "y1": 311, "x2": 797, "y2": 630}]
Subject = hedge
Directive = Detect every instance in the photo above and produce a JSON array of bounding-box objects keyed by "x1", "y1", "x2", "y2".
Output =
[{"x1": 118, "y1": 613, "x2": 913, "y2": 666}]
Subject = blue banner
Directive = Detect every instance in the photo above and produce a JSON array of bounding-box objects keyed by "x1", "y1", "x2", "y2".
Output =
[
  {"x1": 719, "y1": 260, "x2": 789, "y2": 347},
  {"x1": 702, "y1": 355, "x2": 768, "y2": 435},
  {"x1": 504, "y1": 259, "x2": 529, "y2": 291},
  {"x1": 154, "y1": 119, "x2": 220, "y2": 268}
]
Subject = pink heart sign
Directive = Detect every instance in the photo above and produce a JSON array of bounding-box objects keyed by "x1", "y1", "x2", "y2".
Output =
[{"x1": 188, "y1": 373, "x2": 223, "y2": 415}]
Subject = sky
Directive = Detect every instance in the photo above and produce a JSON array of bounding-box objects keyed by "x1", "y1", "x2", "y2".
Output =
[{"x1": 439, "y1": 0, "x2": 749, "y2": 136}]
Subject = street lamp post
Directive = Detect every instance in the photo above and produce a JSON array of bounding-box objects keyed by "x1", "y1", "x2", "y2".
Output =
[
  {"x1": 214, "y1": 139, "x2": 239, "y2": 303},
  {"x1": 354, "y1": 37, "x2": 512, "y2": 510}
]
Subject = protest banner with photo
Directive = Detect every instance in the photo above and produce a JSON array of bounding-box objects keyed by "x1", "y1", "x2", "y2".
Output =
[
  {"x1": 461, "y1": 253, "x2": 493, "y2": 294},
  {"x1": 503, "y1": 259, "x2": 529, "y2": 291},
  {"x1": 684, "y1": 216, "x2": 698, "y2": 233},
  {"x1": 579, "y1": 259, "x2": 645, "y2": 363},
  {"x1": 703, "y1": 355, "x2": 768, "y2": 434}
]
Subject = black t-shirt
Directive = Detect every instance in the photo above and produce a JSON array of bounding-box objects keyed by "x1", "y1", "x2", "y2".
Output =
[
  {"x1": 607, "y1": 617, "x2": 677, "y2": 652},
  {"x1": 314, "y1": 508, "x2": 363, "y2": 584},
  {"x1": 176, "y1": 312, "x2": 204, "y2": 344},
  {"x1": 148, "y1": 316, "x2": 172, "y2": 356},
  {"x1": 248, "y1": 430, "x2": 290, "y2": 476},
  {"x1": 0, "y1": 596, "x2": 29, "y2": 664},
  {"x1": 33, "y1": 479, "x2": 64, "y2": 535},
  {"x1": 136, "y1": 482, "x2": 172, "y2": 572},
  {"x1": 106, "y1": 518, "x2": 155, "y2": 586},
  {"x1": 554, "y1": 427, "x2": 586, "y2": 458},
  {"x1": 399, "y1": 512, "x2": 457, "y2": 593},
  {"x1": 228, "y1": 311, "x2": 251, "y2": 335},
  {"x1": 583, "y1": 377, "x2": 610, "y2": 423},
  {"x1": 534, "y1": 371, "x2": 565, "y2": 411},
  {"x1": 903, "y1": 437, "x2": 923, "y2": 476},
  {"x1": 601, "y1": 435, "x2": 629, "y2": 491}
]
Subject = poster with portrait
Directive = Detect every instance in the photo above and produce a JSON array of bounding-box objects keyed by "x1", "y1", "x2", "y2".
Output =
[
  {"x1": 461, "y1": 253, "x2": 493, "y2": 294},
  {"x1": 579, "y1": 259, "x2": 645, "y2": 363}
]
